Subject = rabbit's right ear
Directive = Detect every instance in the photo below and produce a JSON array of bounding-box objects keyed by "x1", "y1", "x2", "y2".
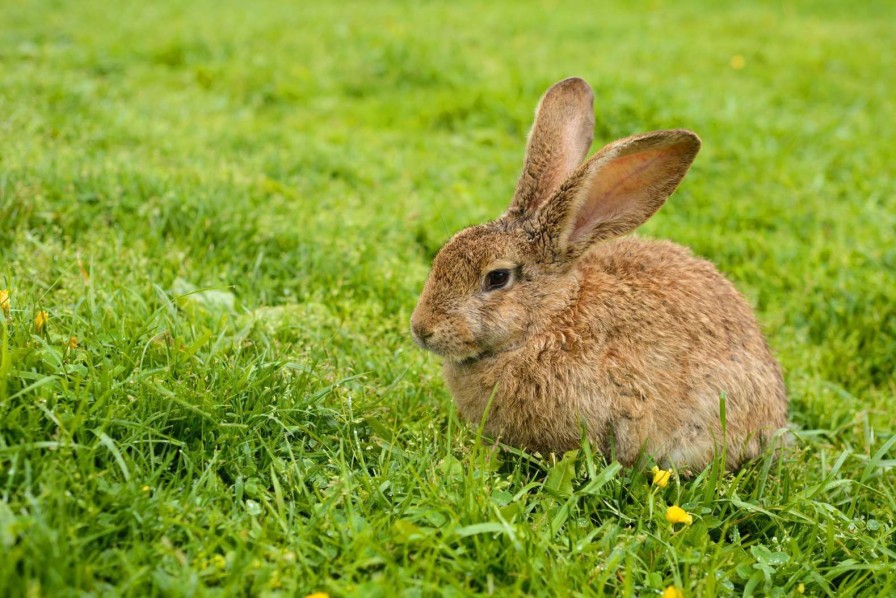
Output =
[
  {"x1": 536, "y1": 129, "x2": 701, "y2": 261},
  {"x1": 505, "y1": 78, "x2": 595, "y2": 219}
]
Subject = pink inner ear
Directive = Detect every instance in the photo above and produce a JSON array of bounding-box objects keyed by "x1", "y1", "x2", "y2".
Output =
[{"x1": 570, "y1": 147, "x2": 668, "y2": 244}]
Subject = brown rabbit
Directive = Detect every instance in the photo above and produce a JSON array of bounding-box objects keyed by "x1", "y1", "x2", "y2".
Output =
[{"x1": 410, "y1": 78, "x2": 787, "y2": 470}]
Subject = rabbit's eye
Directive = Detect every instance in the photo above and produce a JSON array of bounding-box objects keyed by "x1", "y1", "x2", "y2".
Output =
[{"x1": 484, "y1": 269, "x2": 511, "y2": 291}]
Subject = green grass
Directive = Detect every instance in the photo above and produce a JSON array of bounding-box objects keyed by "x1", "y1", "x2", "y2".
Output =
[{"x1": 1, "y1": 0, "x2": 895, "y2": 595}]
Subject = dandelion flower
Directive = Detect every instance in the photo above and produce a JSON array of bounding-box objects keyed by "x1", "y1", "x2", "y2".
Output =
[
  {"x1": 797, "y1": 583, "x2": 805, "y2": 594},
  {"x1": 662, "y1": 586, "x2": 684, "y2": 598},
  {"x1": 0, "y1": 289, "x2": 9, "y2": 316},
  {"x1": 305, "y1": 593, "x2": 329, "y2": 598},
  {"x1": 651, "y1": 466, "x2": 671, "y2": 488},
  {"x1": 729, "y1": 55, "x2": 746, "y2": 69},
  {"x1": 69, "y1": 336, "x2": 78, "y2": 349},
  {"x1": 666, "y1": 505, "x2": 693, "y2": 525},
  {"x1": 35, "y1": 310, "x2": 49, "y2": 333}
]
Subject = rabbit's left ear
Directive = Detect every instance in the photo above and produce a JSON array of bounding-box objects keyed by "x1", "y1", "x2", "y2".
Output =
[
  {"x1": 505, "y1": 78, "x2": 595, "y2": 219},
  {"x1": 538, "y1": 129, "x2": 701, "y2": 260}
]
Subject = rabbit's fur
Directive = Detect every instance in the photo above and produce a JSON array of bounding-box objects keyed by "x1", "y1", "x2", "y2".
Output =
[{"x1": 410, "y1": 78, "x2": 787, "y2": 470}]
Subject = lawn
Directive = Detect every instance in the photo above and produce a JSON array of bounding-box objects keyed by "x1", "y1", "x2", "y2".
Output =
[{"x1": 1, "y1": 0, "x2": 895, "y2": 595}]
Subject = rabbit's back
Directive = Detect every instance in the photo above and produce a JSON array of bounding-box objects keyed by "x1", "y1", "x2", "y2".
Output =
[{"x1": 445, "y1": 236, "x2": 787, "y2": 469}]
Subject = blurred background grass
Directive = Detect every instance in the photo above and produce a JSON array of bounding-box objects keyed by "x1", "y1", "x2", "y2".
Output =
[{"x1": 1, "y1": 0, "x2": 894, "y2": 595}]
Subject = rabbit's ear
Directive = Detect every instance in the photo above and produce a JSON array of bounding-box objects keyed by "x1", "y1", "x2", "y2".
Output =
[
  {"x1": 539, "y1": 129, "x2": 700, "y2": 259},
  {"x1": 505, "y1": 78, "x2": 595, "y2": 219}
]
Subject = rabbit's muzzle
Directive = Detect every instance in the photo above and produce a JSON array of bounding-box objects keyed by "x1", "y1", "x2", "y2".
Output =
[{"x1": 410, "y1": 318, "x2": 434, "y2": 349}]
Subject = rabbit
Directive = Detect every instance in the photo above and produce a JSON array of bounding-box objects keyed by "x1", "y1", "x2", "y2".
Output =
[{"x1": 410, "y1": 77, "x2": 788, "y2": 471}]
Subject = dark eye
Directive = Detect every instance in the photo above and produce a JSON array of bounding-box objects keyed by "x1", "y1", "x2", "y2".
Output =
[{"x1": 484, "y1": 269, "x2": 511, "y2": 291}]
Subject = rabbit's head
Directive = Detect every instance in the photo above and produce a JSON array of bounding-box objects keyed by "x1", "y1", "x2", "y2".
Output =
[{"x1": 411, "y1": 78, "x2": 701, "y2": 362}]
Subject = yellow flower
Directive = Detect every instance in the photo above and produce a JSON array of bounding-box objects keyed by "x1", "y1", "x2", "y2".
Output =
[
  {"x1": 730, "y1": 54, "x2": 746, "y2": 69},
  {"x1": 0, "y1": 289, "x2": 9, "y2": 316},
  {"x1": 662, "y1": 586, "x2": 684, "y2": 598},
  {"x1": 69, "y1": 336, "x2": 78, "y2": 349},
  {"x1": 305, "y1": 594, "x2": 329, "y2": 598},
  {"x1": 797, "y1": 583, "x2": 805, "y2": 594},
  {"x1": 652, "y1": 466, "x2": 671, "y2": 488},
  {"x1": 212, "y1": 554, "x2": 226, "y2": 569},
  {"x1": 34, "y1": 310, "x2": 49, "y2": 333},
  {"x1": 666, "y1": 505, "x2": 693, "y2": 525}
]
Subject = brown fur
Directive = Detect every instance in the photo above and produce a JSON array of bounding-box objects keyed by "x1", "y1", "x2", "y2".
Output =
[{"x1": 410, "y1": 78, "x2": 788, "y2": 470}]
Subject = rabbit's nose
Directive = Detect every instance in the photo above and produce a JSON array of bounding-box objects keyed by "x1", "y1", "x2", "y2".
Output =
[{"x1": 410, "y1": 319, "x2": 434, "y2": 344}]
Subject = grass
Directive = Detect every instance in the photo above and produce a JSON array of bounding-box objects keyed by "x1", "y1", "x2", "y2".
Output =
[{"x1": 1, "y1": 0, "x2": 895, "y2": 595}]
